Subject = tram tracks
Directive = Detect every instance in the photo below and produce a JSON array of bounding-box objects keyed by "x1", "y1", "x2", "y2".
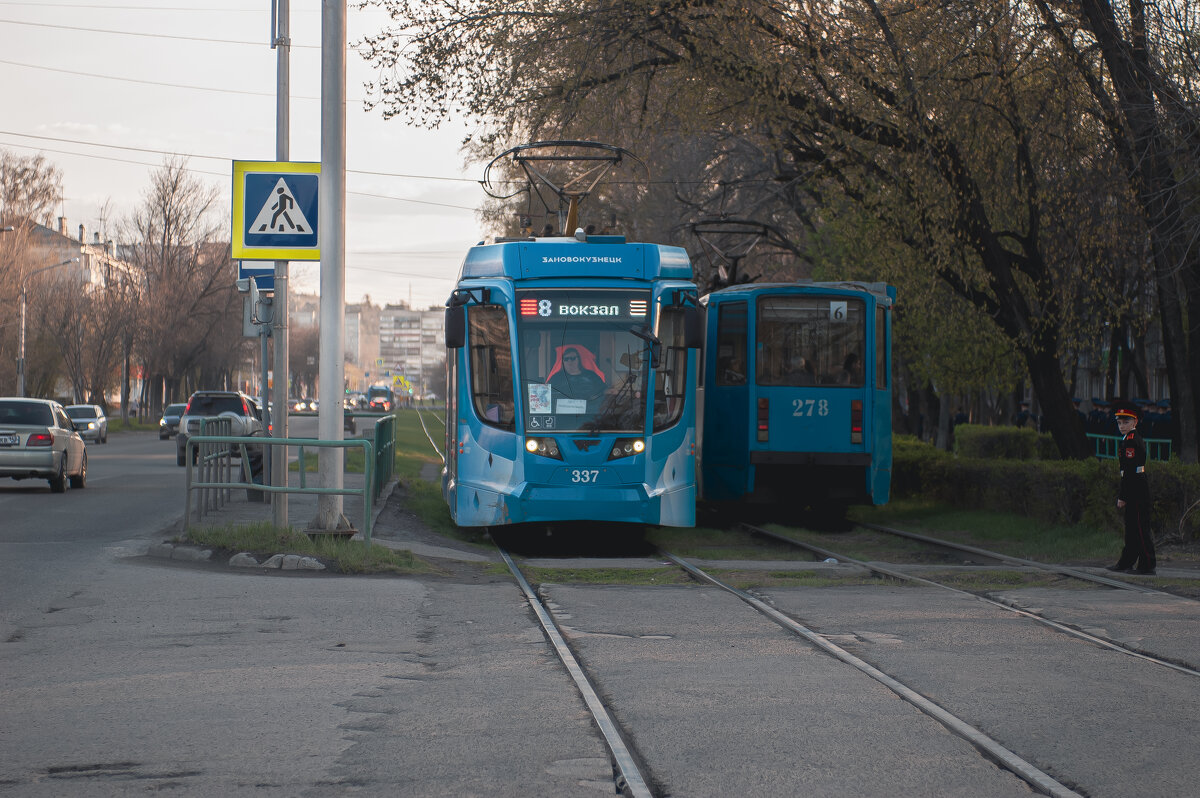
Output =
[
  {"x1": 501, "y1": 540, "x2": 1099, "y2": 797},
  {"x1": 741, "y1": 521, "x2": 1200, "y2": 679},
  {"x1": 498, "y1": 545, "x2": 655, "y2": 798}
]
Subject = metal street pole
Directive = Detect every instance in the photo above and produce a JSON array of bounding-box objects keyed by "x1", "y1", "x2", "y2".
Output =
[
  {"x1": 272, "y1": 0, "x2": 291, "y2": 527},
  {"x1": 314, "y1": 0, "x2": 348, "y2": 531},
  {"x1": 17, "y1": 257, "x2": 78, "y2": 397},
  {"x1": 17, "y1": 285, "x2": 26, "y2": 397}
]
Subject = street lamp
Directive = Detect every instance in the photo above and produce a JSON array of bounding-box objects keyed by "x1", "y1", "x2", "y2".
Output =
[{"x1": 17, "y1": 257, "x2": 79, "y2": 397}]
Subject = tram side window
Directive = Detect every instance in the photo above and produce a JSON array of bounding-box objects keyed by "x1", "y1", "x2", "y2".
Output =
[
  {"x1": 714, "y1": 301, "x2": 748, "y2": 386},
  {"x1": 468, "y1": 305, "x2": 515, "y2": 429},
  {"x1": 653, "y1": 306, "x2": 689, "y2": 431}
]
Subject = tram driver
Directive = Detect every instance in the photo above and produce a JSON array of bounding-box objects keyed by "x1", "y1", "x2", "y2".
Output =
[{"x1": 548, "y1": 345, "x2": 607, "y2": 411}]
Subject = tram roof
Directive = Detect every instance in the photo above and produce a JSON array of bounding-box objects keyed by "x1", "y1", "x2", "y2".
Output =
[
  {"x1": 705, "y1": 280, "x2": 895, "y2": 306},
  {"x1": 457, "y1": 235, "x2": 693, "y2": 282}
]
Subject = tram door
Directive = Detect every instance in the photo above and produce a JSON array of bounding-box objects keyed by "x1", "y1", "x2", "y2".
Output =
[{"x1": 444, "y1": 348, "x2": 458, "y2": 492}]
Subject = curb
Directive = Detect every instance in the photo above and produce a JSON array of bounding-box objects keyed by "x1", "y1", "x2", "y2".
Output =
[
  {"x1": 148, "y1": 541, "x2": 327, "y2": 571},
  {"x1": 147, "y1": 477, "x2": 403, "y2": 573}
]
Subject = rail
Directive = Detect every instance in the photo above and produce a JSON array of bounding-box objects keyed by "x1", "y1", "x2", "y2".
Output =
[
  {"x1": 1087, "y1": 433, "x2": 1173, "y2": 462},
  {"x1": 184, "y1": 435, "x2": 376, "y2": 543}
]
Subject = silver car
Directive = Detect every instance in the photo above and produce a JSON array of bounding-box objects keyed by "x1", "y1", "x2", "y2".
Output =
[
  {"x1": 0, "y1": 398, "x2": 87, "y2": 492},
  {"x1": 65, "y1": 404, "x2": 109, "y2": 444}
]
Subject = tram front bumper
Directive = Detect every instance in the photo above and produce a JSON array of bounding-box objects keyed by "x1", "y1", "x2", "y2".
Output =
[{"x1": 454, "y1": 481, "x2": 694, "y2": 527}]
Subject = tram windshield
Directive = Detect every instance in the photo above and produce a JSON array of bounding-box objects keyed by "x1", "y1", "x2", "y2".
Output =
[
  {"x1": 515, "y1": 289, "x2": 652, "y2": 433},
  {"x1": 756, "y1": 296, "x2": 866, "y2": 387}
]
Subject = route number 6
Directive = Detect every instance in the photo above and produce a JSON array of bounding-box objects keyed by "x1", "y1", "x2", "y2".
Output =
[{"x1": 571, "y1": 469, "x2": 600, "y2": 483}]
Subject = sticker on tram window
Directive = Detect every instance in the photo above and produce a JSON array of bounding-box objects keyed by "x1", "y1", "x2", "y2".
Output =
[
  {"x1": 528, "y1": 383, "x2": 551, "y2": 413},
  {"x1": 829, "y1": 301, "x2": 848, "y2": 322},
  {"x1": 556, "y1": 398, "x2": 587, "y2": 415}
]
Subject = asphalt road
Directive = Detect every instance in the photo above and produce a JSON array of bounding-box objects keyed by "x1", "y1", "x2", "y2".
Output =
[{"x1": 4, "y1": 431, "x2": 1200, "y2": 796}]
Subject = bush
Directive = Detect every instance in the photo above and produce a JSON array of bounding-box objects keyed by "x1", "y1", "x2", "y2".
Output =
[
  {"x1": 892, "y1": 436, "x2": 1200, "y2": 541},
  {"x1": 953, "y1": 423, "x2": 1059, "y2": 460}
]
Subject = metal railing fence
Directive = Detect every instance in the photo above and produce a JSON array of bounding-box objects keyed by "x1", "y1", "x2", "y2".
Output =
[
  {"x1": 185, "y1": 435, "x2": 376, "y2": 542},
  {"x1": 1087, "y1": 433, "x2": 1173, "y2": 462}
]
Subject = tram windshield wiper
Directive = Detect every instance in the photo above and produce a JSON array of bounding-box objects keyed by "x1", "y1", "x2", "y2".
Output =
[{"x1": 629, "y1": 325, "x2": 661, "y2": 368}]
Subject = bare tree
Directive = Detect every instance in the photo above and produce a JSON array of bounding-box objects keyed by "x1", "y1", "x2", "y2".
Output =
[
  {"x1": 0, "y1": 149, "x2": 63, "y2": 393},
  {"x1": 122, "y1": 158, "x2": 248, "y2": 411}
]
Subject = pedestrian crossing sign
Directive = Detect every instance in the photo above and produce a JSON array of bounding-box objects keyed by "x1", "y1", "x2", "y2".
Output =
[{"x1": 232, "y1": 160, "x2": 321, "y2": 260}]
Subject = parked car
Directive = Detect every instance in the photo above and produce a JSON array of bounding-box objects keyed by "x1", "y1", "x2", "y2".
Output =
[
  {"x1": 65, "y1": 404, "x2": 108, "y2": 444},
  {"x1": 159, "y1": 402, "x2": 187, "y2": 439},
  {"x1": 0, "y1": 397, "x2": 87, "y2": 492},
  {"x1": 176, "y1": 390, "x2": 264, "y2": 467}
]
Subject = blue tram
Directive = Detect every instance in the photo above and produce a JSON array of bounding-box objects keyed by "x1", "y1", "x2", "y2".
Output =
[
  {"x1": 698, "y1": 281, "x2": 895, "y2": 514},
  {"x1": 442, "y1": 231, "x2": 703, "y2": 528}
]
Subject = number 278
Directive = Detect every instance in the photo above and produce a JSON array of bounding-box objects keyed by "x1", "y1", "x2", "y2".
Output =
[{"x1": 792, "y1": 399, "x2": 829, "y2": 417}]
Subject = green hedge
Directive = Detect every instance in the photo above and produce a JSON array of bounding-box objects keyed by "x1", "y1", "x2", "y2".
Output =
[
  {"x1": 953, "y1": 423, "x2": 1060, "y2": 460},
  {"x1": 893, "y1": 435, "x2": 1200, "y2": 541}
]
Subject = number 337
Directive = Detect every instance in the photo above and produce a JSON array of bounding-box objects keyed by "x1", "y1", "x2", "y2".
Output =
[
  {"x1": 793, "y1": 399, "x2": 829, "y2": 417},
  {"x1": 571, "y1": 469, "x2": 600, "y2": 483}
]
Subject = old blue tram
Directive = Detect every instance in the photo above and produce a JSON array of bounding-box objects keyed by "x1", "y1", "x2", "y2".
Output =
[
  {"x1": 698, "y1": 281, "x2": 896, "y2": 516},
  {"x1": 442, "y1": 233, "x2": 703, "y2": 528}
]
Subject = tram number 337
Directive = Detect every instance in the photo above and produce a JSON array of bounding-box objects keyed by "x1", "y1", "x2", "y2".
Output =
[
  {"x1": 571, "y1": 469, "x2": 601, "y2": 483},
  {"x1": 793, "y1": 399, "x2": 830, "y2": 417}
]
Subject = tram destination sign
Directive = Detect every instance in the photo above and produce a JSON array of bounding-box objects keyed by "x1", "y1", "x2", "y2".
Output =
[{"x1": 518, "y1": 291, "x2": 649, "y2": 320}]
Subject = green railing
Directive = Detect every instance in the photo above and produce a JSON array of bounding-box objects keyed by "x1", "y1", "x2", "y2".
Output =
[
  {"x1": 185, "y1": 435, "x2": 376, "y2": 542},
  {"x1": 370, "y1": 414, "x2": 395, "y2": 499},
  {"x1": 1087, "y1": 433, "x2": 1173, "y2": 462},
  {"x1": 338, "y1": 412, "x2": 395, "y2": 499}
]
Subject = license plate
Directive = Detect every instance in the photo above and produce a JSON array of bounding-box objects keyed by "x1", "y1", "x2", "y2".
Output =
[{"x1": 0, "y1": 433, "x2": 18, "y2": 446}]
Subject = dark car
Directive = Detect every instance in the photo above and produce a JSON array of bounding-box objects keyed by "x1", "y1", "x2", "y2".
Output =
[
  {"x1": 176, "y1": 391, "x2": 263, "y2": 466},
  {"x1": 159, "y1": 403, "x2": 187, "y2": 439}
]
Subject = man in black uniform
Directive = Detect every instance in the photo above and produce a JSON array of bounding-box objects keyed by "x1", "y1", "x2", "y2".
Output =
[{"x1": 1106, "y1": 400, "x2": 1156, "y2": 575}]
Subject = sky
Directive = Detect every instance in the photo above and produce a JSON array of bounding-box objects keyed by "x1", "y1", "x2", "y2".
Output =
[{"x1": 0, "y1": 0, "x2": 484, "y2": 311}]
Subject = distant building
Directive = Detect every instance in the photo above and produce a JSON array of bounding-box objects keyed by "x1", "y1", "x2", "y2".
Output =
[
  {"x1": 286, "y1": 294, "x2": 444, "y2": 395},
  {"x1": 28, "y1": 217, "x2": 137, "y2": 293}
]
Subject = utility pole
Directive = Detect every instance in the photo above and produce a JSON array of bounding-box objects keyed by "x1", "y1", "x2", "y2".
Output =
[
  {"x1": 272, "y1": 0, "x2": 291, "y2": 527},
  {"x1": 313, "y1": 0, "x2": 349, "y2": 532}
]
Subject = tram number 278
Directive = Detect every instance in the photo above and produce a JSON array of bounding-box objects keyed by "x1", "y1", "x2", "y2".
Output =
[
  {"x1": 793, "y1": 399, "x2": 830, "y2": 417},
  {"x1": 570, "y1": 469, "x2": 601, "y2": 483}
]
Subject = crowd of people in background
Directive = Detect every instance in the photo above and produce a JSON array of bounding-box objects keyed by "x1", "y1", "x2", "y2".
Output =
[{"x1": 933, "y1": 396, "x2": 1177, "y2": 452}]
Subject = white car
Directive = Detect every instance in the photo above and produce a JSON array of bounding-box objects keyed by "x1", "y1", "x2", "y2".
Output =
[
  {"x1": 0, "y1": 398, "x2": 87, "y2": 492},
  {"x1": 66, "y1": 404, "x2": 108, "y2": 443}
]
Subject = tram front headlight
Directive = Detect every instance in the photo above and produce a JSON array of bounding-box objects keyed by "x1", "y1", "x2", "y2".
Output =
[
  {"x1": 524, "y1": 436, "x2": 562, "y2": 460},
  {"x1": 608, "y1": 437, "x2": 645, "y2": 461}
]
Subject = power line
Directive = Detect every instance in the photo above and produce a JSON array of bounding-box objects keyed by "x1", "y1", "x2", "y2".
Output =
[
  {"x1": 0, "y1": 57, "x2": 299, "y2": 99},
  {"x1": 0, "y1": 137, "x2": 480, "y2": 211},
  {"x1": 0, "y1": 16, "x2": 311, "y2": 47},
  {"x1": 0, "y1": 2, "x2": 265, "y2": 8},
  {"x1": 0, "y1": 129, "x2": 477, "y2": 183}
]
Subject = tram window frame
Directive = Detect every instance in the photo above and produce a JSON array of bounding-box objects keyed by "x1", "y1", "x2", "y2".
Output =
[
  {"x1": 514, "y1": 288, "x2": 651, "y2": 434},
  {"x1": 714, "y1": 301, "x2": 748, "y2": 386},
  {"x1": 876, "y1": 305, "x2": 888, "y2": 390},
  {"x1": 467, "y1": 304, "x2": 515, "y2": 430},
  {"x1": 653, "y1": 305, "x2": 689, "y2": 431},
  {"x1": 756, "y1": 296, "x2": 866, "y2": 387}
]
